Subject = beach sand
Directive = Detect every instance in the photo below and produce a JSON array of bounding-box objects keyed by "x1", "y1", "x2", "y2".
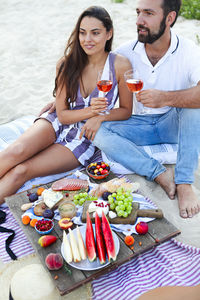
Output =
[{"x1": 0, "y1": 0, "x2": 200, "y2": 299}]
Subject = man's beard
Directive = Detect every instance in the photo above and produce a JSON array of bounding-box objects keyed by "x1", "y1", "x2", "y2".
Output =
[{"x1": 137, "y1": 17, "x2": 166, "y2": 44}]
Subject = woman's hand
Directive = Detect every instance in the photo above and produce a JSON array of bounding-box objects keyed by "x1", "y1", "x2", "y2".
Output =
[
  {"x1": 79, "y1": 116, "x2": 104, "y2": 141},
  {"x1": 90, "y1": 97, "x2": 107, "y2": 114},
  {"x1": 38, "y1": 101, "x2": 56, "y2": 116}
]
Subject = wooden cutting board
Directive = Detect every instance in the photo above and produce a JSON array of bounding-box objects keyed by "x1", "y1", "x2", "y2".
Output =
[{"x1": 81, "y1": 201, "x2": 163, "y2": 224}]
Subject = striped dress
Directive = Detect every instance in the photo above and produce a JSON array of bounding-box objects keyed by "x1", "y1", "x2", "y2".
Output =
[{"x1": 40, "y1": 52, "x2": 118, "y2": 166}]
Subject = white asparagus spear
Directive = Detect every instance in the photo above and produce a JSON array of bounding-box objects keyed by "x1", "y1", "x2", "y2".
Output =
[
  {"x1": 62, "y1": 231, "x2": 73, "y2": 263},
  {"x1": 76, "y1": 226, "x2": 87, "y2": 260},
  {"x1": 69, "y1": 228, "x2": 81, "y2": 262}
]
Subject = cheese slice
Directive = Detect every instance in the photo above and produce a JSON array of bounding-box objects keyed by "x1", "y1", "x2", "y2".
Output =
[
  {"x1": 88, "y1": 202, "x2": 97, "y2": 213},
  {"x1": 42, "y1": 189, "x2": 63, "y2": 209},
  {"x1": 89, "y1": 200, "x2": 109, "y2": 217}
]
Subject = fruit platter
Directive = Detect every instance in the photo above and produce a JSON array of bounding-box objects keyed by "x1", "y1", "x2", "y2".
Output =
[
  {"x1": 5, "y1": 172, "x2": 181, "y2": 296},
  {"x1": 61, "y1": 222, "x2": 120, "y2": 271}
]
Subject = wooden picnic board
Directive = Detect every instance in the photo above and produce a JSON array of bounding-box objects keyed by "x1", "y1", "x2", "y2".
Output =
[{"x1": 5, "y1": 173, "x2": 181, "y2": 296}]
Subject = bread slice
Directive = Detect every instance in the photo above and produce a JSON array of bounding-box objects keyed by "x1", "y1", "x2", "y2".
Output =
[{"x1": 90, "y1": 178, "x2": 140, "y2": 197}]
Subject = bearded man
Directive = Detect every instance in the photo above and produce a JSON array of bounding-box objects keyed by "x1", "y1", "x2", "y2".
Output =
[{"x1": 93, "y1": 0, "x2": 200, "y2": 218}]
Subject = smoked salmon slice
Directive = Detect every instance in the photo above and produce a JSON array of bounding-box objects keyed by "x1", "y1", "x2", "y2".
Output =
[{"x1": 51, "y1": 178, "x2": 89, "y2": 191}]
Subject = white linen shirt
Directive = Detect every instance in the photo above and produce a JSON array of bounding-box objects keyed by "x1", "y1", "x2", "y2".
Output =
[{"x1": 116, "y1": 30, "x2": 200, "y2": 115}]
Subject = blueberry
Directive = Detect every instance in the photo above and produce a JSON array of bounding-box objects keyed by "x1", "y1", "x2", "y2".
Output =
[{"x1": 28, "y1": 192, "x2": 38, "y2": 202}]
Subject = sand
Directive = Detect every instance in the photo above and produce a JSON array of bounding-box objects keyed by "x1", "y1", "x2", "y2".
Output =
[
  {"x1": 1, "y1": 0, "x2": 200, "y2": 124},
  {"x1": 0, "y1": 0, "x2": 200, "y2": 299}
]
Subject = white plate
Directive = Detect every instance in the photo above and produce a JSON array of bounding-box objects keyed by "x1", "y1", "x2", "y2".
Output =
[{"x1": 61, "y1": 224, "x2": 120, "y2": 271}]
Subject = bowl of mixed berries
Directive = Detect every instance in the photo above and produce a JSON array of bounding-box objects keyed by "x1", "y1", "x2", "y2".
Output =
[
  {"x1": 86, "y1": 161, "x2": 110, "y2": 180},
  {"x1": 35, "y1": 218, "x2": 54, "y2": 235}
]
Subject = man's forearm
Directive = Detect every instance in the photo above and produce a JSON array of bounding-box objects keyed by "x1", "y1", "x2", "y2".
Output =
[{"x1": 165, "y1": 83, "x2": 200, "y2": 108}]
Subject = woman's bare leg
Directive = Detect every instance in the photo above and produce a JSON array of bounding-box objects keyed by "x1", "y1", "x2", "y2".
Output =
[
  {"x1": 0, "y1": 143, "x2": 81, "y2": 204},
  {"x1": 0, "y1": 119, "x2": 56, "y2": 178}
]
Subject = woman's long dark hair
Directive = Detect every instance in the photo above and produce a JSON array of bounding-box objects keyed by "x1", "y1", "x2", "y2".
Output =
[{"x1": 53, "y1": 6, "x2": 113, "y2": 104}]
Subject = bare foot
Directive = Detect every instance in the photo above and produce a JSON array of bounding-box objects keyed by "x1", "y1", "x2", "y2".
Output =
[
  {"x1": 155, "y1": 168, "x2": 176, "y2": 199},
  {"x1": 177, "y1": 184, "x2": 200, "y2": 218}
]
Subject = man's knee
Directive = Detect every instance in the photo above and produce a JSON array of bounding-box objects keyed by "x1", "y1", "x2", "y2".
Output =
[
  {"x1": 93, "y1": 121, "x2": 115, "y2": 148},
  {"x1": 93, "y1": 125, "x2": 104, "y2": 148}
]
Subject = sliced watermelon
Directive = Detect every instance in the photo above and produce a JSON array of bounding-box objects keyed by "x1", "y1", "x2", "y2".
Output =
[
  {"x1": 102, "y1": 211, "x2": 116, "y2": 262},
  {"x1": 86, "y1": 211, "x2": 96, "y2": 262},
  {"x1": 95, "y1": 212, "x2": 106, "y2": 264}
]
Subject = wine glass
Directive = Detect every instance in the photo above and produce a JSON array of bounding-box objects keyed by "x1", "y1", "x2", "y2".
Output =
[
  {"x1": 124, "y1": 69, "x2": 147, "y2": 114},
  {"x1": 97, "y1": 69, "x2": 113, "y2": 115}
]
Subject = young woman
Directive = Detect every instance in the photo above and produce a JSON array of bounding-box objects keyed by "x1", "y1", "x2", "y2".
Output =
[{"x1": 0, "y1": 6, "x2": 132, "y2": 204}]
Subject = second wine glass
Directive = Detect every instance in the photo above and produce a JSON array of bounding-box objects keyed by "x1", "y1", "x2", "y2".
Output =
[
  {"x1": 97, "y1": 69, "x2": 113, "y2": 115},
  {"x1": 124, "y1": 69, "x2": 144, "y2": 114}
]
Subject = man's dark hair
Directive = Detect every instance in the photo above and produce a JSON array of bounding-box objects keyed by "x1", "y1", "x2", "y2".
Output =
[{"x1": 161, "y1": 0, "x2": 182, "y2": 27}]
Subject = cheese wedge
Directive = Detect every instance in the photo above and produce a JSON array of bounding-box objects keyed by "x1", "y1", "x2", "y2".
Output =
[{"x1": 42, "y1": 189, "x2": 63, "y2": 209}]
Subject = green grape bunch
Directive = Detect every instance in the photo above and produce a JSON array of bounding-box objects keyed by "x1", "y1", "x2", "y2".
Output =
[
  {"x1": 108, "y1": 187, "x2": 133, "y2": 218},
  {"x1": 73, "y1": 192, "x2": 98, "y2": 206}
]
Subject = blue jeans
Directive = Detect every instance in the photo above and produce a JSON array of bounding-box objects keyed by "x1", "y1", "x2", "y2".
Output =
[{"x1": 93, "y1": 108, "x2": 200, "y2": 183}]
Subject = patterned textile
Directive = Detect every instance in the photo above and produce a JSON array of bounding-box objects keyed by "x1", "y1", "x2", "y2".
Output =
[
  {"x1": 92, "y1": 239, "x2": 200, "y2": 300},
  {"x1": 37, "y1": 52, "x2": 119, "y2": 167},
  {"x1": 0, "y1": 207, "x2": 34, "y2": 263},
  {"x1": 102, "y1": 142, "x2": 178, "y2": 175}
]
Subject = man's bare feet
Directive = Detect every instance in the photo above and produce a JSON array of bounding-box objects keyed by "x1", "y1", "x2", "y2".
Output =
[
  {"x1": 177, "y1": 184, "x2": 200, "y2": 218},
  {"x1": 155, "y1": 168, "x2": 176, "y2": 199}
]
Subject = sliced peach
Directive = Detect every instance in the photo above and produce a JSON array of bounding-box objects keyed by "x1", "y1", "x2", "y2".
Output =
[{"x1": 58, "y1": 217, "x2": 73, "y2": 230}]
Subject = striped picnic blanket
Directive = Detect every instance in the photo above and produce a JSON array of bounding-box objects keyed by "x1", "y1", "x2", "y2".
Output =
[
  {"x1": 0, "y1": 206, "x2": 35, "y2": 263},
  {"x1": 92, "y1": 239, "x2": 200, "y2": 299}
]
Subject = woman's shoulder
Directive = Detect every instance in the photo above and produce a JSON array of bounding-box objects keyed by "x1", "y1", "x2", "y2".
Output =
[{"x1": 114, "y1": 53, "x2": 132, "y2": 71}]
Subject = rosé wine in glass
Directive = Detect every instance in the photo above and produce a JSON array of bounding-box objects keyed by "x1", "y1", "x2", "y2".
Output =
[
  {"x1": 126, "y1": 79, "x2": 143, "y2": 93},
  {"x1": 97, "y1": 69, "x2": 113, "y2": 115},
  {"x1": 124, "y1": 69, "x2": 148, "y2": 114},
  {"x1": 97, "y1": 80, "x2": 113, "y2": 93}
]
